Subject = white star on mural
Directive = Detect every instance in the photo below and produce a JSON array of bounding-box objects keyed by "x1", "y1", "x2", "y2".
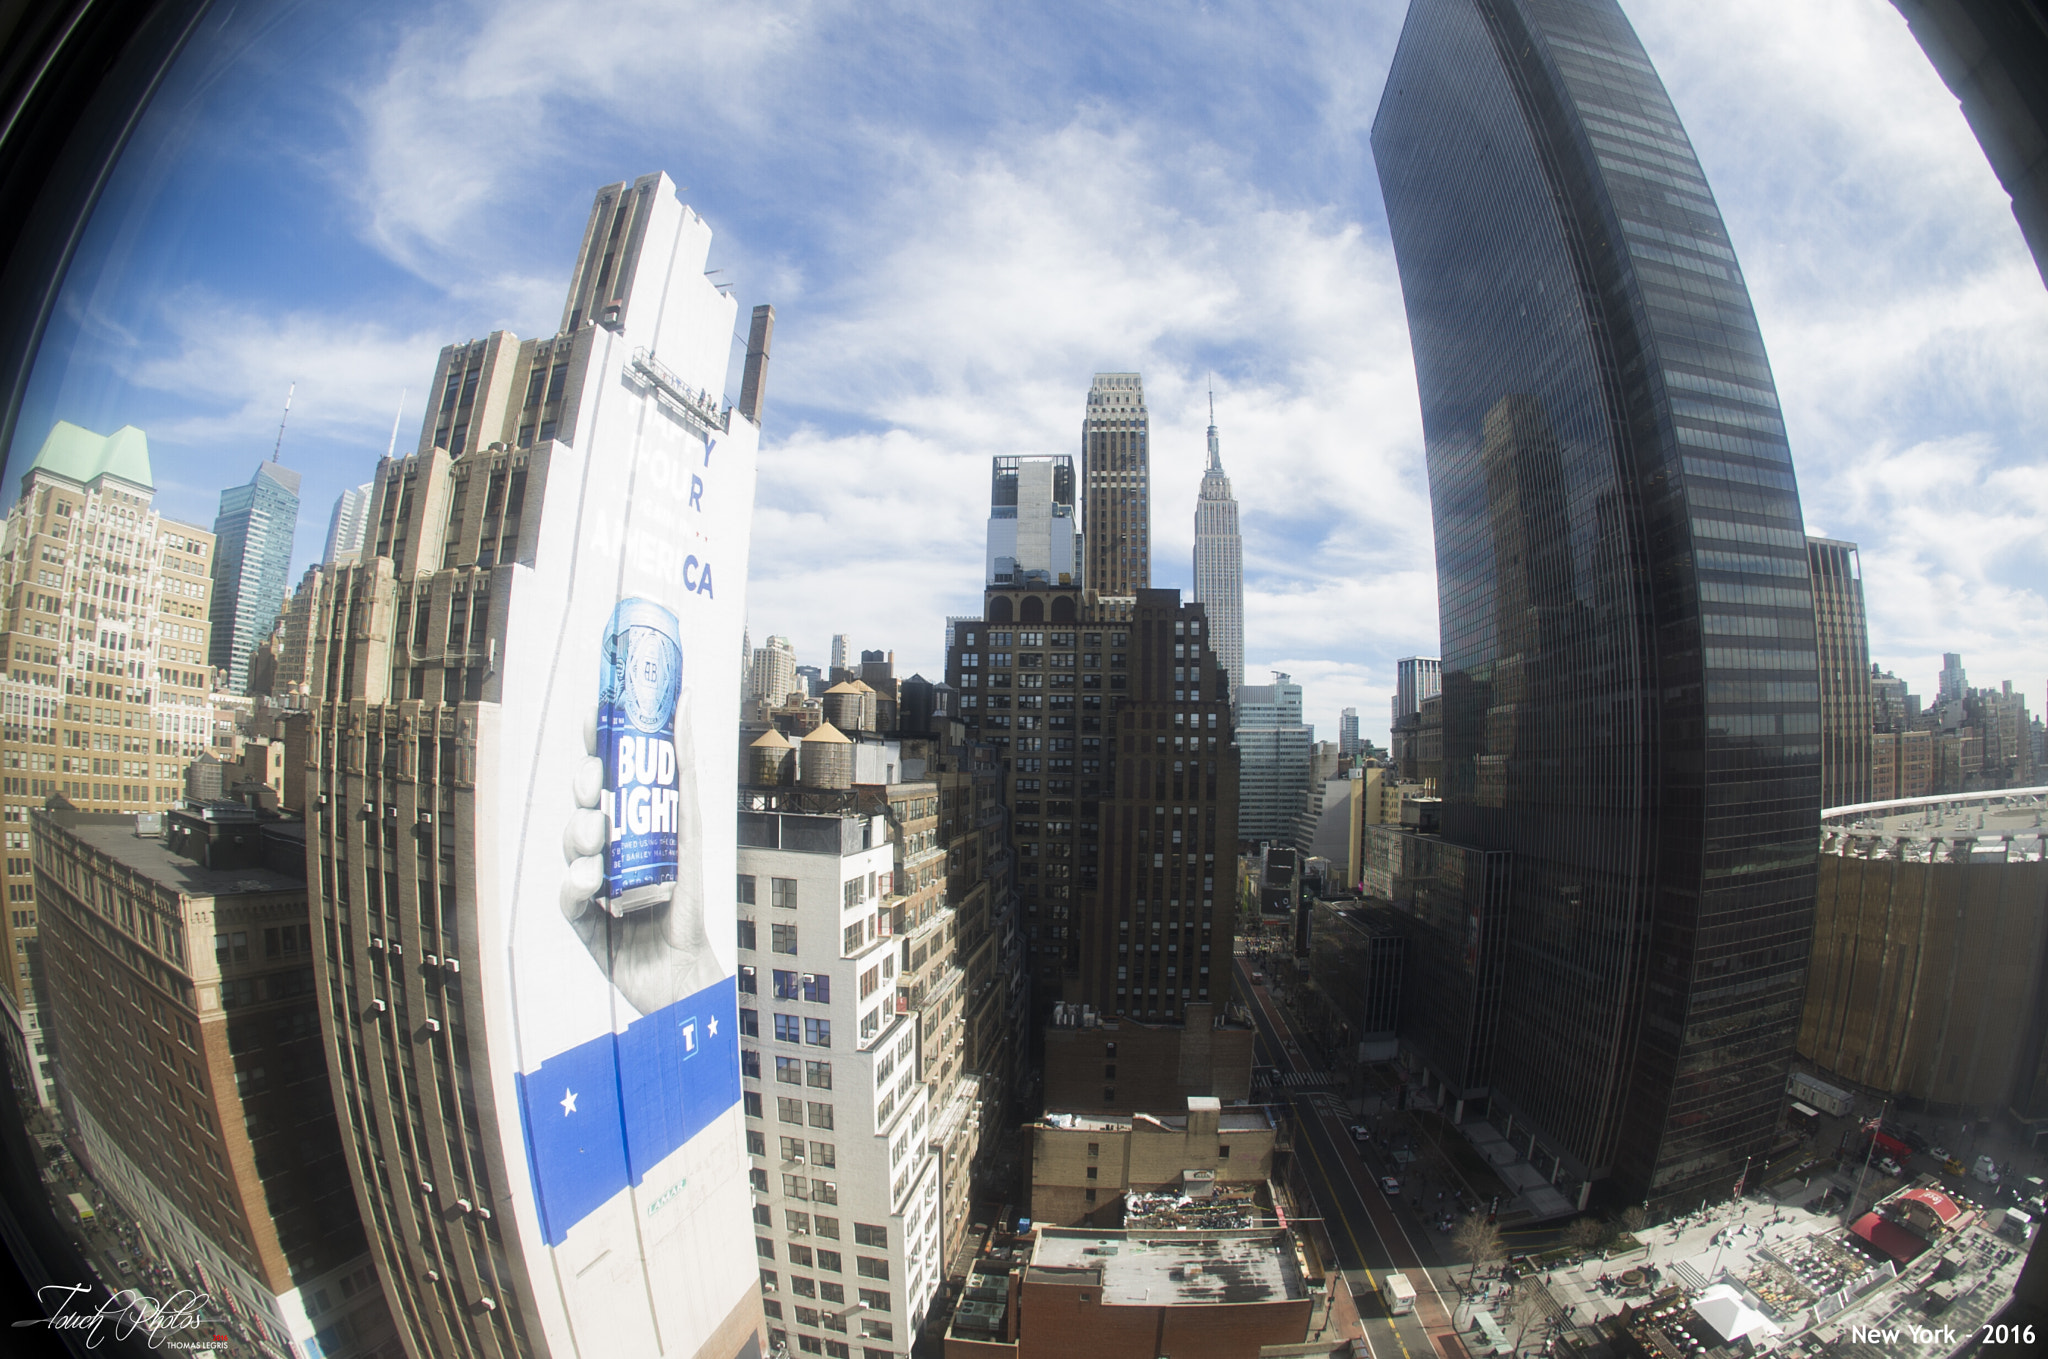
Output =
[
  {"x1": 561, "y1": 1088, "x2": 578, "y2": 1116},
  {"x1": 707, "y1": 1017, "x2": 718, "y2": 1037}
]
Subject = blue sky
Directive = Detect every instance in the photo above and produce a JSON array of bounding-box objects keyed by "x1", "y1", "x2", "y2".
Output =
[{"x1": 9, "y1": 0, "x2": 2046, "y2": 749}]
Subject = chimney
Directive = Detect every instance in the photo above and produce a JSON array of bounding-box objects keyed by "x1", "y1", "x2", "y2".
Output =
[{"x1": 738, "y1": 303, "x2": 774, "y2": 425}]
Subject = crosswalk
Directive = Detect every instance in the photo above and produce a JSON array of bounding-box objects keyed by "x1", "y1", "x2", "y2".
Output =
[{"x1": 1254, "y1": 1070, "x2": 1335, "y2": 1088}]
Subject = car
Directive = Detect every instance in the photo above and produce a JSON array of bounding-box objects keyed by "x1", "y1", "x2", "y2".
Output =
[
  {"x1": 1250, "y1": 970, "x2": 1265, "y2": 983},
  {"x1": 1348, "y1": 1124, "x2": 1370, "y2": 1143},
  {"x1": 1930, "y1": 1145, "x2": 1947, "y2": 1161},
  {"x1": 1380, "y1": 1176, "x2": 1401, "y2": 1196},
  {"x1": 1876, "y1": 1157, "x2": 1903, "y2": 1178}
]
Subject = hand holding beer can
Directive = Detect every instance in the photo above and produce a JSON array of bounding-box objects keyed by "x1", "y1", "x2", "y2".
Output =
[{"x1": 598, "y1": 598, "x2": 684, "y2": 915}]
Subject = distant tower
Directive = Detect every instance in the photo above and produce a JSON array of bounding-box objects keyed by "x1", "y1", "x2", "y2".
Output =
[
  {"x1": 1193, "y1": 387, "x2": 1245, "y2": 700},
  {"x1": 986, "y1": 455, "x2": 1080, "y2": 586},
  {"x1": 830, "y1": 632, "x2": 850, "y2": 678},
  {"x1": 1807, "y1": 537, "x2": 1871, "y2": 807},
  {"x1": 208, "y1": 461, "x2": 301, "y2": 693},
  {"x1": 1082, "y1": 373, "x2": 1149, "y2": 595},
  {"x1": 322, "y1": 481, "x2": 373, "y2": 564},
  {"x1": 1938, "y1": 652, "x2": 1969, "y2": 706},
  {"x1": 1340, "y1": 708, "x2": 1361, "y2": 758}
]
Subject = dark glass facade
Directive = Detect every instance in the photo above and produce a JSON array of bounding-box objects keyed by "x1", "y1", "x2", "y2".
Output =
[{"x1": 1373, "y1": 0, "x2": 1820, "y2": 1207}]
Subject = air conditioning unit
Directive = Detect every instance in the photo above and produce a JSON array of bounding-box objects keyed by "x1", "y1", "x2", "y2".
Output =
[
  {"x1": 369, "y1": 937, "x2": 384, "y2": 951},
  {"x1": 456, "y1": 1198, "x2": 472, "y2": 1213},
  {"x1": 370, "y1": 998, "x2": 386, "y2": 1013},
  {"x1": 386, "y1": 804, "x2": 398, "y2": 818},
  {"x1": 424, "y1": 1270, "x2": 440, "y2": 1283},
  {"x1": 477, "y1": 1297, "x2": 496, "y2": 1312},
  {"x1": 389, "y1": 941, "x2": 402, "y2": 957},
  {"x1": 360, "y1": 802, "x2": 374, "y2": 818},
  {"x1": 418, "y1": 811, "x2": 433, "y2": 825},
  {"x1": 444, "y1": 959, "x2": 460, "y2": 974},
  {"x1": 425, "y1": 954, "x2": 440, "y2": 967},
  {"x1": 425, "y1": 1018, "x2": 441, "y2": 1033},
  {"x1": 419, "y1": 1180, "x2": 433, "y2": 1195},
  {"x1": 476, "y1": 1205, "x2": 491, "y2": 1220}
]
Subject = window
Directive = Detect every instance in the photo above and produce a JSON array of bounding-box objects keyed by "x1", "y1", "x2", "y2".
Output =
[
  {"x1": 738, "y1": 965, "x2": 757, "y2": 995},
  {"x1": 772, "y1": 877, "x2": 798, "y2": 909},
  {"x1": 750, "y1": 1168, "x2": 769, "y2": 1192},
  {"x1": 805, "y1": 1017, "x2": 832, "y2": 1048},
  {"x1": 1218, "y1": 1144, "x2": 1230, "y2": 1159},
  {"x1": 805, "y1": 1060, "x2": 832, "y2": 1089},
  {"x1": 790, "y1": 1276, "x2": 816, "y2": 1298},
  {"x1": 776, "y1": 1056, "x2": 803, "y2": 1085},
  {"x1": 739, "y1": 1008, "x2": 759, "y2": 1037},
  {"x1": 760, "y1": 1270, "x2": 779, "y2": 1292},
  {"x1": 843, "y1": 922, "x2": 865, "y2": 954},
  {"x1": 1085, "y1": 1166, "x2": 1097, "y2": 1180},
  {"x1": 1086, "y1": 1142, "x2": 1099, "y2": 1158},
  {"x1": 738, "y1": 874, "x2": 757, "y2": 905},
  {"x1": 756, "y1": 1238, "x2": 776, "y2": 1259},
  {"x1": 812, "y1": 1180, "x2": 838, "y2": 1205},
  {"x1": 802, "y1": 973, "x2": 831, "y2": 1003},
  {"x1": 820, "y1": 1281, "x2": 845, "y2": 1303},
  {"x1": 741, "y1": 1050, "x2": 761, "y2": 1078},
  {"x1": 809, "y1": 1102, "x2": 834, "y2": 1129},
  {"x1": 775, "y1": 1014, "x2": 801, "y2": 1043},
  {"x1": 778, "y1": 1097, "x2": 806, "y2": 1124},
  {"x1": 857, "y1": 1289, "x2": 891, "y2": 1312},
  {"x1": 1085, "y1": 1188, "x2": 1096, "y2": 1203},
  {"x1": 775, "y1": 969, "x2": 801, "y2": 1000},
  {"x1": 772, "y1": 924, "x2": 799, "y2": 954},
  {"x1": 809, "y1": 1141, "x2": 836, "y2": 1168},
  {"x1": 856, "y1": 1257, "x2": 889, "y2": 1281},
  {"x1": 814, "y1": 1216, "x2": 840, "y2": 1240},
  {"x1": 854, "y1": 1223, "x2": 888, "y2": 1248},
  {"x1": 754, "y1": 1203, "x2": 773, "y2": 1225},
  {"x1": 786, "y1": 1210, "x2": 810, "y2": 1234},
  {"x1": 860, "y1": 1319, "x2": 891, "y2": 1341},
  {"x1": 788, "y1": 1244, "x2": 814, "y2": 1267},
  {"x1": 737, "y1": 920, "x2": 757, "y2": 951},
  {"x1": 781, "y1": 1136, "x2": 807, "y2": 1161},
  {"x1": 816, "y1": 1249, "x2": 842, "y2": 1273},
  {"x1": 745, "y1": 1092, "x2": 765, "y2": 1119}
]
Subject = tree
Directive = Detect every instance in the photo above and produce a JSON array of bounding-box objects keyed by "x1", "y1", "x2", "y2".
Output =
[
  {"x1": 1562, "y1": 1217, "x2": 1605, "y2": 1253},
  {"x1": 1620, "y1": 1204, "x2": 1648, "y2": 1234},
  {"x1": 1509, "y1": 1287, "x2": 1552, "y2": 1354},
  {"x1": 1454, "y1": 1216, "x2": 1504, "y2": 1287}
]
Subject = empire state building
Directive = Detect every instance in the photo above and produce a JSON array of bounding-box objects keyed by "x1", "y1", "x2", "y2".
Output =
[{"x1": 1192, "y1": 392, "x2": 1244, "y2": 700}]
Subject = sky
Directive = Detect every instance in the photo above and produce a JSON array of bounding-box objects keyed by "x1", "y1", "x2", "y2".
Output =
[{"x1": 8, "y1": 0, "x2": 2046, "y2": 750}]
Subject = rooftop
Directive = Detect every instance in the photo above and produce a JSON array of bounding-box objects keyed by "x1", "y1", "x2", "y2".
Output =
[
  {"x1": 1028, "y1": 1228, "x2": 1305, "y2": 1306},
  {"x1": 1037, "y1": 1107, "x2": 1275, "y2": 1134},
  {"x1": 30, "y1": 420, "x2": 153, "y2": 490},
  {"x1": 39, "y1": 810, "x2": 304, "y2": 898}
]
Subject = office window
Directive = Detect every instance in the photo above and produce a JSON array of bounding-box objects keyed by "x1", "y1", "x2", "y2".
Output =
[
  {"x1": 775, "y1": 969, "x2": 801, "y2": 1000},
  {"x1": 788, "y1": 1244, "x2": 813, "y2": 1268},
  {"x1": 738, "y1": 874, "x2": 757, "y2": 905},
  {"x1": 756, "y1": 1238, "x2": 775, "y2": 1259},
  {"x1": 778, "y1": 1097, "x2": 805, "y2": 1124},
  {"x1": 817, "y1": 1249, "x2": 842, "y2": 1273},
  {"x1": 776, "y1": 1056, "x2": 803, "y2": 1084},
  {"x1": 737, "y1": 920, "x2": 757, "y2": 951},
  {"x1": 802, "y1": 973, "x2": 831, "y2": 1003},
  {"x1": 750, "y1": 1168, "x2": 768, "y2": 1192},
  {"x1": 747, "y1": 1131, "x2": 766, "y2": 1156},
  {"x1": 754, "y1": 1203, "x2": 772, "y2": 1226},
  {"x1": 809, "y1": 1141, "x2": 836, "y2": 1168},
  {"x1": 805, "y1": 1060, "x2": 832, "y2": 1089},
  {"x1": 775, "y1": 1014, "x2": 801, "y2": 1043},
  {"x1": 809, "y1": 1101, "x2": 834, "y2": 1129},
  {"x1": 738, "y1": 965, "x2": 757, "y2": 995},
  {"x1": 772, "y1": 877, "x2": 798, "y2": 909},
  {"x1": 739, "y1": 1008, "x2": 759, "y2": 1037},
  {"x1": 745, "y1": 1092, "x2": 764, "y2": 1119},
  {"x1": 814, "y1": 1216, "x2": 840, "y2": 1239},
  {"x1": 812, "y1": 1180, "x2": 838, "y2": 1205},
  {"x1": 857, "y1": 1289, "x2": 890, "y2": 1312},
  {"x1": 856, "y1": 1257, "x2": 889, "y2": 1281},
  {"x1": 805, "y1": 1017, "x2": 832, "y2": 1048},
  {"x1": 772, "y1": 924, "x2": 799, "y2": 954},
  {"x1": 781, "y1": 1136, "x2": 807, "y2": 1161},
  {"x1": 786, "y1": 1210, "x2": 810, "y2": 1234},
  {"x1": 854, "y1": 1223, "x2": 887, "y2": 1247}
]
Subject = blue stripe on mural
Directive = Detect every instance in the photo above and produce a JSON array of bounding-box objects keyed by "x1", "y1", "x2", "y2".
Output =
[{"x1": 516, "y1": 973, "x2": 740, "y2": 1245}]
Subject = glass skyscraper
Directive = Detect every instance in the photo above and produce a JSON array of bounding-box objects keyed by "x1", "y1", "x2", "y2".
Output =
[
  {"x1": 208, "y1": 460, "x2": 301, "y2": 692},
  {"x1": 1373, "y1": 0, "x2": 1820, "y2": 1208}
]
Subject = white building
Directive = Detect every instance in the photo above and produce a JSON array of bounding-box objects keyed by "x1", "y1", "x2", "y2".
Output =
[
  {"x1": 1393, "y1": 656, "x2": 1441, "y2": 726},
  {"x1": 738, "y1": 806, "x2": 945, "y2": 1359},
  {"x1": 985, "y1": 455, "x2": 1079, "y2": 587},
  {"x1": 754, "y1": 634, "x2": 800, "y2": 708},
  {"x1": 1192, "y1": 395, "x2": 1244, "y2": 701},
  {"x1": 321, "y1": 482, "x2": 373, "y2": 564}
]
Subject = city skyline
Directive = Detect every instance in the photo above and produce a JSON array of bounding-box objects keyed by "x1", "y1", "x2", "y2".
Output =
[{"x1": 3, "y1": 0, "x2": 2042, "y2": 752}]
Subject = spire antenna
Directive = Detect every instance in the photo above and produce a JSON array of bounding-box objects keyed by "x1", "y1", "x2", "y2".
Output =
[
  {"x1": 271, "y1": 382, "x2": 295, "y2": 462},
  {"x1": 385, "y1": 388, "x2": 407, "y2": 460}
]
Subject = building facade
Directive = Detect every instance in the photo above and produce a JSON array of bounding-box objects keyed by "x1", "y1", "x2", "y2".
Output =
[
  {"x1": 1808, "y1": 537, "x2": 1872, "y2": 808},
  {"x1": 1391, "y1": 657, "x2": 1440, "y2": 729},
  {"x1": 1374, "y1": 0, "x2": 1820, "y2": 1207},
  {"x1": 305, "y1": 173, "x2": 768, "y2": 1359},
  {"x1": 34, "y1": 805, "x2": 397, "y2": 1357},
  {"x1": 753, "y1": 635, "x2": 800, "y2": 714},
  {"x1": 986, "y1": 456, "x2": 1080, "y2": 588},
  {"x1": 209, "y1": 461, "x2": 301, "y2": 694},
  {"x1": 736, "y1": 803, "x2": 945, "y2": 1359},
  {"x1": 1191, "y1": 399, "x2": 1244, "y2": 702},
  {"x1": 1235, "y1": 675, "x2": 1310, "y2": 847},
  {"x1": 1081, "y1": 374, "x2": 1150, "y2": 598},
  {"x1": 0, "y1": 422, "x2": 217, "y2": 1103},
  {"x1": 1339, "y1": 709, "x2": 1360, "y2": 759},
  {"x1": 1799, "y1": 791, "x2": 2048, "y2": 1121}
]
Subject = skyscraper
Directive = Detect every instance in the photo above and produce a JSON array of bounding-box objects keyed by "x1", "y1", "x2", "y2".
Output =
[
  {"x1": 1339, "y1": 708, "x2": 1361, "y2": 758},
  {"x1": 1807, "y1": 537, "x2": 1871, "y2": 808},
  {"x1": 209, "y1": 460, "x2": 301, "y2": 692},
  {"x1": 1374, "y1": 0, "x2": 1819, "y2": 1208},
  {"x1": 1391, "y1": 656, "x2": 1440, "y2": 726},
  {"x1": 985, "y1": 454, "x2": 1080, "y2": 586},
  {"x1": 0, "y1": 422, "x2": 217, "y2": 1104},
  {"x1": 1236, "y1": 674, "x2": 1312, "y2": 846},
  {"x1": 305, "y1": 172, "x2": 769, "y2": 1358},
  {"x1": 1939, "y1": 652, "x2": 1969, "y2": 706},
  {"x1": 830, "y1": 632, "x2": 849, "y2": 677},
  {"x1": 751, "y1": 634, "x2": 799, "y2": 711},
  {"x1": 322, "y1": 481, "x2": 373, "y2": 564},
  {"x1": 1192, "y1": 392, "x2": 1244, "y2": 700},
  {"x1": 1081, "y1": 373, "x2": 1149, "y2": 596}
]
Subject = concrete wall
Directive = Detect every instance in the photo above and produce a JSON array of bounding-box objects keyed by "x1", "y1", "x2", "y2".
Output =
[
  {"x1": 1042, "y1": 1008, "x2": 1254, "y2": 1115},
  {"x1": 1028, "y1": 1110, "x2": 1275, "y2": 1227}
]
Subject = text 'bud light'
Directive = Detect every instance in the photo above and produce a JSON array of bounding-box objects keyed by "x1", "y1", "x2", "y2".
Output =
[{"x1": 599, "y1": 598, "x2": 683, "y2": 915}]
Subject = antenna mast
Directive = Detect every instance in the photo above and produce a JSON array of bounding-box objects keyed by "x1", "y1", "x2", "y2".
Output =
[
  {"x1": 385, "y1": 389, "x2": 407, "y2": 459},
  {"x1": 271, "y1": 382, "x2": 295, "y2": 462}
]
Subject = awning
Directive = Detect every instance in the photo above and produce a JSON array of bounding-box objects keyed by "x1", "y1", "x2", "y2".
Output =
[
  {"x1": 1691, "y1": 1284, "x2": 1784, "y2": 1344},
  {"x1": 1852, "y1": 1211, "x2": 1930, "y2": 1263}
]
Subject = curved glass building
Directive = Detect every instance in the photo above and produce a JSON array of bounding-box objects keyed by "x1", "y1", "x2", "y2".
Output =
[{"x1": 1373, "y1": 0, "x2": 1821, "y2": 1208}]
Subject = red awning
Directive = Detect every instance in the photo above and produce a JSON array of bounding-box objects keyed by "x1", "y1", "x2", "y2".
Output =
[{"x1": 1851, "y1": 1211, "x2": 1929, "y2": 1263}]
